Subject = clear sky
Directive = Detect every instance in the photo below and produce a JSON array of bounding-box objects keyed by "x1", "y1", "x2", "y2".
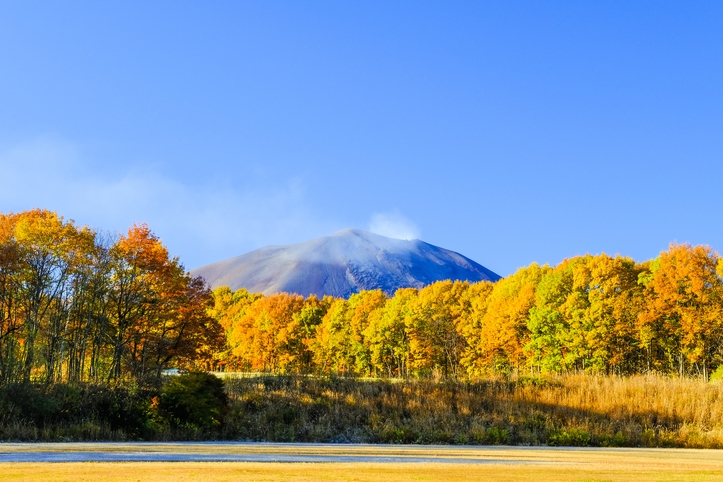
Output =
[{"x1": 1, "y1": 2, "x2": 721, "y2": 277}]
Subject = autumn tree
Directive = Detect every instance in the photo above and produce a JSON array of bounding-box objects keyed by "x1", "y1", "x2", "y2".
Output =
[
  {"x1": 407, "y1": 280, "x2": 470, "y2": 378},
  {"x1": 526, "y1": 255, "x2": 648, "y2": 374},
  {"x1": 638, "y1": 244, "x2": 723, "y2": 378},
  {"x1": 11, "y1": 210, "x2": 94, "y2": 382},
  {"x1": 0, "y1": 213, "x2": 22, "y2": 382},
  {"x1": 227, "y1": 292, "x2": 306, "y2": 372},
  {"x1": 365, "y1": 287, "x2": 417, "y2": 378},
  {"x1": 456, "y1": 280, "x2": 493, "y2": 376},
  {"x1": 345, "y1": 290, "x2": 387, "y2": 376},
  {"x1": 292, "y1": 295, "x2": 330, "y2": 372},
  {"x1": 467, "y1": 264, "x2": 547, "y2": 375},
  {"x1": 526, "y1": 258, "x2": 584, "y2": 373},
  {"x1": 308, "y1": 298, "x2": 352, "y2": 374},
  {"x1": 577, "y1": 254, "x2": 644, "y2": 373},
  {"x1": 0, "y1": 210, "x2": 221, "y2": 383},
  {"x1": 210, "y1": 287, "x2": 262, "y2": 370}
]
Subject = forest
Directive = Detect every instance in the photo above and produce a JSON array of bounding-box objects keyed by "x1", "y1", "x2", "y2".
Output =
[
  {"x1": 2, "y1": 209, "x2": 722, "y2": 384},
  {"x1": 2, "y1": 209, "x2": 723, "y2": 446},
  {"x1": 214, "y1": 242, "x2": 723, "y2": 381}
]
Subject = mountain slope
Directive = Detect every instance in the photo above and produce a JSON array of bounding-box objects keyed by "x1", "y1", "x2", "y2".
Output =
[{"x1": 191, "y1": 229, "x2": 500, "y2": 298}]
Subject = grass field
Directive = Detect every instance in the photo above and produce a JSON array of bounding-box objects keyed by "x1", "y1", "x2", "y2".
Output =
[
  {"x1": 0, "y1": 445, "x2": 722, "y2": 481},
  {"x1": 220, "y1": 373, "x2": 723, "y2": 447},
  {"x1": 3, "y1": 373, "x2": 723, "y2": 447},
  {"x1": 0, "y1": 461, "x2": 720, "y2": 482}
]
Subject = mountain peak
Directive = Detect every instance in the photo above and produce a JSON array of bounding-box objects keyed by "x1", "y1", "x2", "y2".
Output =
[
  {"x1": 330, "y1": 227, "x2": 365, "y2": 236},
  {"x1": 191, "y1": 230, "x2": 500, "y2": 298},
  {"x1": 330, "y1": 228, "x2": 414, "y2": 241}
]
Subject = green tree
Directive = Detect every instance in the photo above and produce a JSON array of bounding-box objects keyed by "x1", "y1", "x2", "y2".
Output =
[{"x1": 365, "y1": 287, "x2": 417, "y2": 378}]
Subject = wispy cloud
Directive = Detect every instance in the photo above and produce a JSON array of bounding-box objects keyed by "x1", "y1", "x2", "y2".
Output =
[
  {"x1": 0, "y1": 138, "x2": 337, "y2": 268},
  {"x1": 368, "y1": 210, "x2": 421, "y2": 240}
]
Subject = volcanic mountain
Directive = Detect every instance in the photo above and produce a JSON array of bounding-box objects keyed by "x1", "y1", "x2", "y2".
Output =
[{"x1": 191, "y1": 229, "x2": 501, "y2": 298}]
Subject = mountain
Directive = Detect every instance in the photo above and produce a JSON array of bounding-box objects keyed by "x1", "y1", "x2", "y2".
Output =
[{"x1": 190, "y1": 229, "x2": 501, "y2": 298}]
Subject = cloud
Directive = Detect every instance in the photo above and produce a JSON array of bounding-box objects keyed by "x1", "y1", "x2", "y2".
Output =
[
  {"x1": 0, "y1": 138, "x2": 337, "y2": 269},
  {"x1": 368, "y1": 210, "x2": 421, "y2": 240}
]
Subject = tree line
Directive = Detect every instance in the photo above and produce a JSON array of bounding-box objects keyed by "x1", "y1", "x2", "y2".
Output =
[
  {"x1": 0, "y1": 209, "x2": 223, "y2": 384},
  {"x1": 4, "y1": 209, "x2": 720, "y2": 384},
  {"x1": 213, "y1": 243, "x2": 723, "y2": 380}
]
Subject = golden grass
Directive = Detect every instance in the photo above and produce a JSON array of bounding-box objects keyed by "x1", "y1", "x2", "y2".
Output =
[
  {"x1": 2, "y1": 373, "x2": 722, "y2": 446},
  {"x1": 519, "y1": 374, "x2": 723, "y2": 425},
  {"x1": 222, "y1": 373, "x2": 723, "y2": 447},
  {"x1": 2, "y1": 448, "x2": 723, "y2": 482}
]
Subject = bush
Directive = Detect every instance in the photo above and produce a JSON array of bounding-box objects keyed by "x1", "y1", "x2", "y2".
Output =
[
  {"x1": 0, "y1": 382, "x2": 159, "y2": 441},
  {"x1": 548, "y1": 428, "x2": 592, "y2": 446},
  {"x1": 154, "y1": 372, "x2": 228, "y2": 431},
  {"x1": 90, "y1": 384, "x2": 158, "y2": 439},
  {"x1": 709, "y1": 365, "x2": 723, "y2": 383}
]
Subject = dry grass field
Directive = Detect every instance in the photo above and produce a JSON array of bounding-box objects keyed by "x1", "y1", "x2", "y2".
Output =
[
  {"x1": 220, "y1": 373, "x2": 723, "y2": 447},
  {"x1": 0, "y1": 461, "x2": 718, "y2": 482},
  {"x1": 3, "y1": 373, "x2": 723, "y2": 447},
  {"x1": 0, "y1": 445, "x2": 722, "y2": 481}
]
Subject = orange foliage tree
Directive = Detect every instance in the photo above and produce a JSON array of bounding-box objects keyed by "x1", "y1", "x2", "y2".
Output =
[
  {"x1": 468, "y1": 264, "x2": 546, "y2": 375},
  {"x1": 0, "y1": 211, "x2": 221, "y2": 383},
  {"x1": 638, "y1": 244, "x2": 723, "y2": 379},
  {"x1": 226, "y1": 292, "x2": 307, "y2": 372}
]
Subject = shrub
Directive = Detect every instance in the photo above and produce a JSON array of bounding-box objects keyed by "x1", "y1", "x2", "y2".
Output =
[
  {"x1": 90, "y1": 384, "x2": 158, "y2": 439},
  {"x1": 548, "y1": 428, "x2": 592, "y2": 446},
  {"x1": 710, "y1": 365, "x2": 723, "y2": 383},
  {"x1": 485, "y1": 427, "x2": 510, "y2": 445},
  {"x1": 0, "y1": 382, "x2": 159, "y2": 441},
  {"x1": 154, "y1": 372, "x2": 228, "y2": 431}
]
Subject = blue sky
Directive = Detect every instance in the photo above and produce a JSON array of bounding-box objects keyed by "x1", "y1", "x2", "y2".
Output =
[{"x1": 1, "y1": 1, "x2": 721, "y2": 276}]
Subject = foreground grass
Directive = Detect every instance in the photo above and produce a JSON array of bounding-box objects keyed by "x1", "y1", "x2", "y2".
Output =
[
  {"x1": 3, "y1": 373, "x2": 723, "y2": 447},
  {"x1": 221, "y1": 373, "x2": 723, "y2": 447},
  {"x1": 2, "y1": 447, "x2": 723, "y2": 482}
]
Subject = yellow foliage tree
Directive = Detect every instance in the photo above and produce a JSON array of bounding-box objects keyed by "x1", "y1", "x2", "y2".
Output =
[
  {"x1": 477, "y1": 263, "x2": 547, "y2": 374},
  {"x1": 638, "y1": 243, "x2": 723, "y2": 378},
  {"x1": 227, "y1": 292, "x2": 306, "y2": 372},
  {"x1": 407, "y1": 280, "x2": 470, "y2": 378},
  {"x1": 365, "y1": 287, "x2": 417, "y2": 378}
]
